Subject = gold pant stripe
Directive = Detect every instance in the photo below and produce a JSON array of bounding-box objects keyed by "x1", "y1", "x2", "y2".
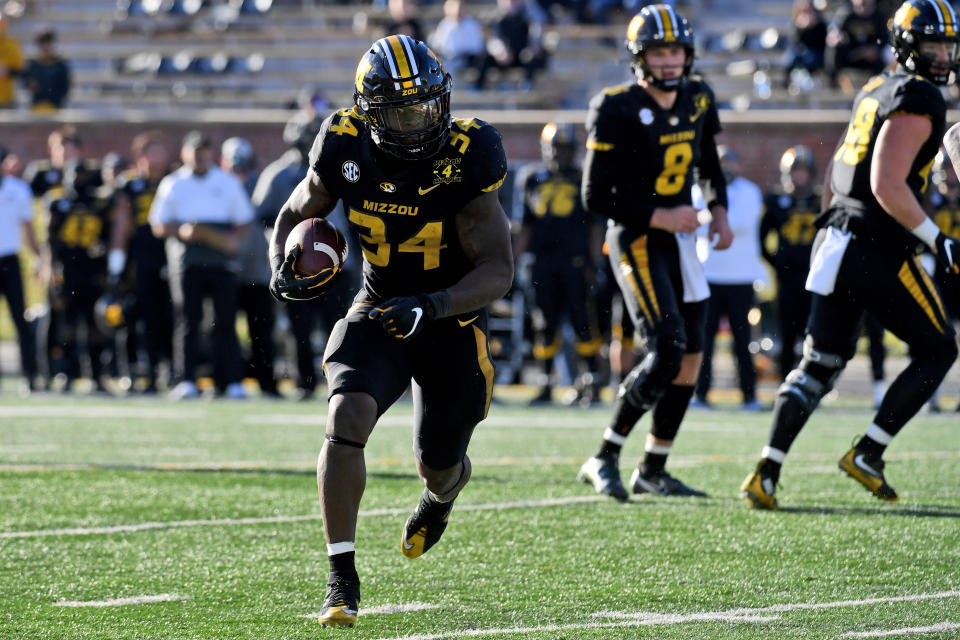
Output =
[
  {"x1": 898, "y1": 260, "x2": 945, "y2": 334},
  {"x1": 619, "y1": 254, "x2": 653, "y2": 325},
  {"x1": 472, "y1": 325, "x2": 494, "y2": 418},
  {"x1": 629, "y1": 236, "x2": 661, "y2": 319},
  {"x1": 532, "y1": 333, "x2": 562, "y2": 360},
  {"x1": 913, "y1": 255, "x2": 948, "y2": 323},
  {"x1": 574, "y1": 336, "x2": 603, "y2": 357}
]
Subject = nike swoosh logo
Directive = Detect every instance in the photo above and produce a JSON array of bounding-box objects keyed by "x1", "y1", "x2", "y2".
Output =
[
  {"x1": 402, "y1": 538, "x2": 415, "y2": 550},
  {"x1": 853, "y1": 454, "x2": 879, "y2": 477},
  {"x1": 418, "y1": 184, "x2": 440, "y2": 195},
  {"x1": 458, "y1": 315, "x2": 479, "y2": 327},
  {"x1": 405, "y1": 307, "x2": 423, "y2": 338},
  {"x1": 689, "y1": 110, "x2": 705, "y2": 123}
]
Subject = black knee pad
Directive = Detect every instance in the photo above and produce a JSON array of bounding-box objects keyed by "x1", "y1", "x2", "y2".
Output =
[
  {"x1": 325, "y1": 434, "x2": 366, "y2": 449},
  {"x1": 619, "y1": 338, "x2": 685, "y2": 411},
  {"x1": 777, "y1": 336, "x2": 846, "y2": 412}
]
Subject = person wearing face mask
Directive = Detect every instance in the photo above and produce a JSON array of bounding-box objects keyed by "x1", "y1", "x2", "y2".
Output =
[{"x1": 149, "y1": 130, "x2": 254, "y2": 400}]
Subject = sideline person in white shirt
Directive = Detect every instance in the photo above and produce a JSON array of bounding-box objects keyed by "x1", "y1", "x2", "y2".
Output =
[
  {"x1": 149, "y1": 130, "x2": 254, "y2": 400},
  {"x1": 0, "y1": 147, "x2": 41, "y2": 393},
  {"x1": 693, "y1": 147, "x2": 767, "y2": 410}
]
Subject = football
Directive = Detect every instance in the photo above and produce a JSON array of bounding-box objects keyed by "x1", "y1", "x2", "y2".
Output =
[{"x1": 284, "y1": 217, "x2": 349, "y2": 276}]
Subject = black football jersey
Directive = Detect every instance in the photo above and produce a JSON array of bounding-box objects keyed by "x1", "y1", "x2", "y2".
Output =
[
  {"x1": 928, "y1": 191, "x2": 960, "y2": 238},
  {"x1": 827, "y1": 71, "x2": 946, "y2": 250},
  {"x1": 761, "y1": 189, "x2": 820, "y2": 277},
  {"x1": 115, "y1": 173, "x2": 166, "y2": 270},
  {"x1": 48, "y1": 195, "x2": 111, "y2": 282},
  {"x1": 310, "y1": 107, "x2": 507, "y2": 302},
  {"x1": 585, "y1": 78, "x2": 722, "y2": 222},
  {"x1": 521, "y1": 166, "x2": 593, "y2": 258}
]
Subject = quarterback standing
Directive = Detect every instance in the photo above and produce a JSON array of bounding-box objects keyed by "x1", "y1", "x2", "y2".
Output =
[
  {"x1": 577, "y1": 4, "x2": 733, "y2": 500},
  {"x1": 741, "y1": 0, "x2": 960, "y2": 509},
  {"x1": 268, "y1": 35, "x2": 512, "y2": 627}
]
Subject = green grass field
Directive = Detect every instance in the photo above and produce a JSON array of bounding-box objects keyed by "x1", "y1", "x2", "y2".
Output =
[{"x1": 2, "y1": 391, "x2": 959, "y2": 639}]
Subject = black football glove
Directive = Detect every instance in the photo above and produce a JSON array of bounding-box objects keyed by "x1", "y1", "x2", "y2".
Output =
[
  {"x1": 368, "y1": 292, "x2": 451, "y2": 340},
  {"x1": 269, "y1": 244, "x2": 339, "y2": 303},
  {"x1": 934, "y1": 232, "x2": 960, "y2": 276}
]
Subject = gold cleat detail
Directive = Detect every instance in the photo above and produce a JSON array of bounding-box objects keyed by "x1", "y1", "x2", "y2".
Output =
[
  {"x1": 401, "y1": 527, "x2": 428, "y2": 559},
  {"x1": 317, "y1": 605, "x2": 358, "y2": 628},
  {"x1": 739, "y1": 468, "x2": 779, "y2": 510},
  {"x1": 838, "y1": 448, "x2": 899, "y2": 502}
]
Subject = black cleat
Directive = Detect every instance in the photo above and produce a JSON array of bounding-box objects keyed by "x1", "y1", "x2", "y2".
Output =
[
  {"x1": 317, "y1": 576, "x2": 360, "y2": 628},
  {"x1": 577, "y1": 455, "x2": 629, "y2": 501},
  {"x1": 401, "y1": 489, "x2": 455, "y2": 559},
  {"x1": 630, "y1": 468, "x2": 708, "y2": 497}
]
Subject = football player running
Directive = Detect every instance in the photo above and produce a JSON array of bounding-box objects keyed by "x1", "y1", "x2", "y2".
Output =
[
  {"x1": 268, "y1": 36, "x2": 513, "y2": 628},
  {"x1": 741, "y1": 0, "x2": 960, "y2": 509},
  {"x1": 578, "y1": 4, "x2": 733, "y2": 501}
]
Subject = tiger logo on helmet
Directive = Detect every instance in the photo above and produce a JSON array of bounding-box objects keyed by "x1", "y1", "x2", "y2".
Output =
[
  {"x1": 624, "y1": 4, "x2": 695, "y2": 91},
  {"x1": 892, "y1": 0, "x2": 960, "y2": 85},
  {"x1": 353, "y1": 35, "x2": 453, "y2": 159}
]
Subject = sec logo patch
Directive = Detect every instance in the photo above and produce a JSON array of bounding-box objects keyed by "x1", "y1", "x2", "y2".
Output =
[{"x1": 342, "y1": 161, "x2": 360, "y2": 183}]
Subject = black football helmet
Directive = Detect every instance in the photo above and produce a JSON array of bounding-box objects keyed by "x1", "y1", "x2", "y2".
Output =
[
  {"x1": 892, "y1": 0, "x2": 960, "y2": 85},
  {"x1": 540, "y1": 122, "x2": 576, "y2": 172},
  {"x1": 779, "y1": 145, "x2": 816, "y2": 185},
  {"x1": 625, "y1": 4, "x2": 695, "y2": 91},
  {"x1": 354, "y1": 35, "x2": 453, "y2": 160}
]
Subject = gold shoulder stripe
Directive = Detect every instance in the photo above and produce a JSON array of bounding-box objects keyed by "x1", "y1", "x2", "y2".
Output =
[
  {"x1": 604, "y1": 85, "x2": 629, "y2": 95},
  {"x1": 586, "y1": 140, "x2": 614, "y2": 151},
  {"x1": 482, "y1": 173, "x2": 506, "y2": 192}
]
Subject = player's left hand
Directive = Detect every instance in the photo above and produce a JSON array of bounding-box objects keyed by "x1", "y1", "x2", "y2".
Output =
[
  {"x1": 709, "y1": 210, "x2": 734, "y2": 250},
  {"x1": 369, "y1": 295, "x2": 437, "y2": 340}
]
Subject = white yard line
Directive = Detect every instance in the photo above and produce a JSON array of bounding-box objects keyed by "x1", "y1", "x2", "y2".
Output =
[
  {"x1": 54, "y1": 594, "x2": 188, "y2": 607},
  {"x1": 0, "y1": 495, "x2": 604, "y2": 539},
  {"x1": 0, "y1": 407, "x2": 207, "y2": 419},
  {"x1": 842, "y1": 622, "x2": 960, "y2": 637},
  {"x1": 369, "y1": 591, "x2": 960, "y2": 640}
]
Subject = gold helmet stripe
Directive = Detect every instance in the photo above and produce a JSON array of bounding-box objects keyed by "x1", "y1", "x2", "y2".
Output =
[
  {"x1": 355, "y1": 58, "x2": 372, "y2": 93},
  {"x1": 658, "y1": 5, "x2": 677, "y2": 42},
  {"x1": 387, "y1": 35, "x2": 415, "y2": 89},
  {"x1": 626, "y1": 14, "x2": 644, "y2": 42},
  {"x1": 933, "y1": 0, "x2": 958, "y2": 36},
  {"x1": 373, "y1": 38, "x2": 402, "y2": 90}
]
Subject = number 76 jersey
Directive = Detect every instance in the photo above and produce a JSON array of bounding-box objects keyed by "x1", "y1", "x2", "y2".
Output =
[{"x1": 310, "y1": 107, "x2": 507, "y2": 301}]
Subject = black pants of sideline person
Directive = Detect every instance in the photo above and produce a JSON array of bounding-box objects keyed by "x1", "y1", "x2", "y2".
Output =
[
  {"x1": 0, "y1": 254, "x2": 37, "y2": 385},
  {"x1": 237, "y1": 282, "x2": 277, "y2": 395},
  {"x1": 170, "y1": 266, "x2": 242, "y2": 386},
  {"x1": 696, "y1": 282, "x2": 757, "y2": 404}
]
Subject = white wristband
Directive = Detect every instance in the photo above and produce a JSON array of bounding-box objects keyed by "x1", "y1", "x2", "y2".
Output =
[
  {"x1": 108, "y1": 249, "x2": 127, "y2": 276},
  {"x1": 911, "y1": 218, "x2": 940, "y2": 248}
]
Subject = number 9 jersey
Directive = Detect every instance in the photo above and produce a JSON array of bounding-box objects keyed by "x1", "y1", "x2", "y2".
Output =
[
  {"x1": 309, "y1": 107, "x2": 507, "y2": 302},
  {"x1": 582, "y1": 77, "x2": 726, "y2": 237}
]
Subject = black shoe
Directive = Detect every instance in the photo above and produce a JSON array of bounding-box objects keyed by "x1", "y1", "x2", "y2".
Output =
[
  {"x1": 317, "y1": 575, "x2": 360, "y2": 627},
  {"x1": 401, "y1": 489, "x2": 455, "y2": 559},
  {"x1": 577, "y1": 455, "x2": 629, "y2": 501},
  {"x1": 630, "y1": 468, "x2": 708, "y2": 497},
  {"x1": 528, "y1": 386, "x2": 553, "y2": 405}
]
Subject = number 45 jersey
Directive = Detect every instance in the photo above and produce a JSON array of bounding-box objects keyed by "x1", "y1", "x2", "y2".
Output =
[{"x1": 310, "y1": 107, "x2": 507, "y2": 302}]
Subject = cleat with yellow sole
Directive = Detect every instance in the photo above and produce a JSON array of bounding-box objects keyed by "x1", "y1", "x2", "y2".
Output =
[
  {"x1": 317, "y1": 577, "x2": 360, "y2": 628},
  {"x1": 401, "y1": 489, "x2": 454, "y2": 559},
  {"x1": 838, "y1": 447, "x2": 898, "y2": 502},
  {"x1": 739, "y1": 464, "x2": 779, "y2": 510}
]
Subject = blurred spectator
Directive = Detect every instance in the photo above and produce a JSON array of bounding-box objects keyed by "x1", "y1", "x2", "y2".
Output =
[
  {"x1": 760, "y1": 145, "x2": 819, "y2": 381},
  {"x1": 826, "y1": 0, "x2": 888, "y2": 92},
  {"x1": 428, "y1": 0, "x2": 485, "y2": 77},
  {"x1": 374, "y1": 0, "x2": 425, "y2": 42},
  {"x1": 2, "y1": 151, "x2": 23, "y2": 177},
  {"x1": 150, "y1": 131, "x2": 254, "y2": 400},
  {"x1": 693, "y1": 147, "x2": 766, "y2": 411},
  {"x1": 782, "y1": 0, "x2": 828, "y2": 88},
  {"x1": 0, "y1": 146, "x2": 40, "y2": 393},
  {"x1": 23, "y1": 28, "x2": 71, "y2": 111},
  {"x1": 252, "y1": 114, "x2": 361, "y2": 401},
  {"x1": 0, "y1": 14, "x2": 24, "y2": 108},
  {"x1": 473, "y1": 0, "x2": 548, "y2": 90},
  {"x1": 109, "y1": 130, "x2": 174, "y2": 393},
  {"x1": 23, "y1": 126, "x2": 89, "y2": 202},
  {"x1": 221, "y1": 136, "x2": 280, "y2": 398}
]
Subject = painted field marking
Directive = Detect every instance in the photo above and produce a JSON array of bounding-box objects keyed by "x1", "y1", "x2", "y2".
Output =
[
  {"x1": 303, "y1": 603, "x2": 441, "y2": 618},
  {"x1": 54, "y1": 594, "x2": 188, "y2": 607},
  {"x1": 842, "y1": 622, "x2": 960, "y2": 637},
  {"x1": 368, "y1": 591, "x2": 960, "y2": 640},
  {"x1": 0, "y1": 495, "x2": 605, "y2": 539},
  {"x1": 0, "y1": 406, "x2": 207, "y2": 419}
]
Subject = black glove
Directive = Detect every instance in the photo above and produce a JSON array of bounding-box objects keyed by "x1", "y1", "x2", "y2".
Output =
[
  {"x1": 269, "y1": 244, "x2": 339, "y2": 303},
  {"x1": 368, "y1": 291, "x2": 451, "y2": 340},
  {"x1": 935, "y1": 232, "x2": 960, "y2": 276}
]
